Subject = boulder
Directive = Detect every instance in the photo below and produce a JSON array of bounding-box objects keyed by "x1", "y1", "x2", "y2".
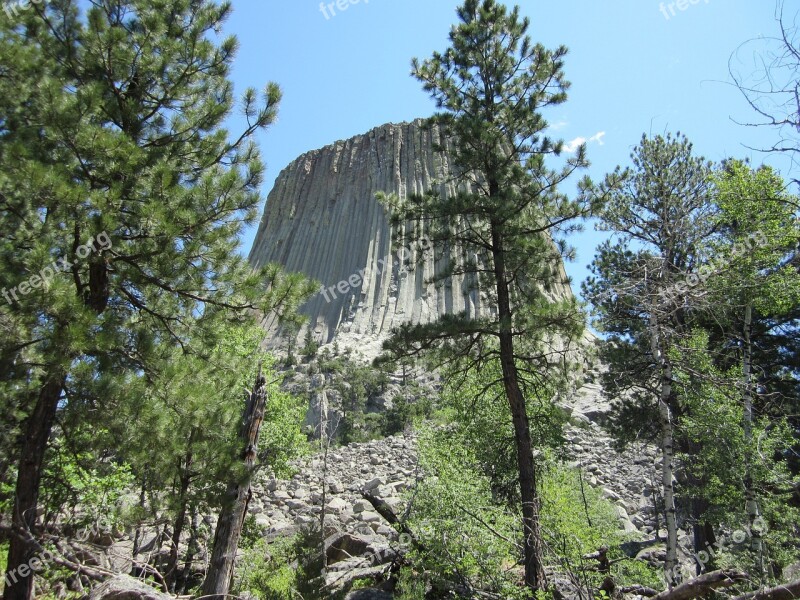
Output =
[
  {"x1": 327, "y1": 497, "x2": 349, "y2": 513},
  {"x1": 324, "y1": 532, "x2": 373, "y2": 564}
]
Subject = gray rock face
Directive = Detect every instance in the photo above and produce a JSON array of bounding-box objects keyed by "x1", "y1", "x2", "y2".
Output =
[{"x1": 249, "y1": 119, "x2": 572, "y2": 348}]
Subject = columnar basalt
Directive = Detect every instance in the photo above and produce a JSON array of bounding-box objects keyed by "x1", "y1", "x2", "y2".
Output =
[{"x1": 249, "y1": 119, "x2": 573, "y2": 349}]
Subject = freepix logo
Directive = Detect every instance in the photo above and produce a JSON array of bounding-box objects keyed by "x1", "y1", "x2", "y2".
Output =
[
  {"x1": 318, "y1": 235, "x2": 432, "y2": 304},
  {"x1": 659, "y1": 0, "x2": 710, "y2": 21},
  {"x1": 2, "y1": 0, "x2": 46, "y2": 20},
  {"x1": 319, "y1": 0, "x2": 370, "y2": 20},
  {"x1": 2, "y1": 232, "x2": 112, "y2": 305}
]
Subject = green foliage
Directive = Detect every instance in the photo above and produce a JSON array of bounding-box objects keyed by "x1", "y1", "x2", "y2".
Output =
[
  {"x1": 583, "y1": 132, "x2": 715, "y2": 447},
  {"x1": 400, "y1": 358, "x2": 654, "y2": 596},
  {"x1": 439, "y1": 359, "x2": 568, "y2": 504},
  {"x1": 0, "y1": 0, "x2": 313, "y2": 426},
  {"x1": 541, "y1": 461, "x2": 665, "y2": 589},
  {"x1": 706, "y1": 160, "x2": 800, "y2": 412},
  {"x1": 264, "y1": 380, "x2": 311, "y2": 479},
  {"x1": 40, "y1": 448, "x2": 135, "y2": 531},
  {"x1": 58, "y1": 322, "x2": 308, "y2": 530},
  {"x1": 236, "y1": 525, "x2": 327, "y2": 600},
  {"x1": 380, "y1": 391, "x2": 433, "y2": 437},
  {"x1": 316, "y1": 349, "x2": 392, "y2": 443},
  {"x1": 540, "y1": 463, "x2": 624, "y2": 569},
  {"x1": 239, "y1": 515, "x2": 263, "y2": 551},
  {"x1": 0, "y1": 1, "x2": 315, "y2": 593},
  {"x1": 585, "y1": 134, "x2": 800, "y2": 587},
  {"x1": 293, "y1": 525, "x2": 327, "y2": 600},
  {"x1": 614, "y1": 559, "x2": 664, "y2": 591},
  {"x1": 408, "y1": 422, "x2": 643, "y2": 597},
  {"x1": 377, "y1": 6, "x2": 602, "y2": 589},
  {"x1": 396, "y1": 567, "x2": 427, "y2": 599},
  {"x1": 301, "y1": 329, "x2": 321, "y2": 360},
  {"x1": 236, "y1": 536, "x2": 298, "y2": 600},
  {"x1": 673, "y1": 331, "x2": 800, "y2": 580},
  {"x1": 0, "y1": 476, "x2": 14, "y2": 516},
  {"x1": 409, "y1": 425, "x2": 527, "y2": 598}
]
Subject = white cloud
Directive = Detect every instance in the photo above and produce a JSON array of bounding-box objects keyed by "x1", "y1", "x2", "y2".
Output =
[
  {"x1": 563, "y1": 131, "x2": 606, "y2": 153},
  {"x1": 563, "y1": 137, "x2": 586, "y2": 153},
  {"x1": 549, "y1": 120, "x2": 569, "y2": 131},
  {"x1": 589, "y1": 131, "x2": 606, "y2": 145}
]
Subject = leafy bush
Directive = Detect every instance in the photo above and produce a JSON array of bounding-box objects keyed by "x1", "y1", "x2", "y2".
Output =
[
  {"x1": 614, "y1": 557, "x2": 663, "y2": 591},
  {"x1": 540, "y1": 463, "x2": 625, "y2": 571},
  {"x1": 236, "y1": 536, "x2": 298, "y2": 600},
  {"x1": 407, "y1": 426, "x2": 530, "y2": 599},
  {"x1": 381, "y1": 392, "x2": 433, "y2": 437},
  {"x1": 396, "y1": 567, "x2": 427, "y2": 599},
  {"x1": 0, "y1": 541, "x2": 7, "y2": 576},
  {"x1": 40, "y1": 448, "x2": 135, "y2": 531},
  {"x1": 240, "y1": 514, "x2": 263, "y2": 550}
]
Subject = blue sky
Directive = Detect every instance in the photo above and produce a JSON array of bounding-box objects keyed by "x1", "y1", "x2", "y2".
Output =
[{"x1": 223, "y1": 0, "x2": 794, "y2": 299}]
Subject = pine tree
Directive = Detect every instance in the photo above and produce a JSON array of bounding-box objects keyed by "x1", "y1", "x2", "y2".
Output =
[
  {"x1": 377, "y1": 0, "x2": 604, "y2": 591},
  {"x1": 0, "y1": 2, "x2": 312, "y2": 598},
  {"x1": 583, "y1": 133, "x2": 715, "y2": 584}
]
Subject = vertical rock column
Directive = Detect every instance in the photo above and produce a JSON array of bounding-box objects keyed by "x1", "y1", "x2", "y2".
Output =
[{"x1": 249, "y1": 119, "x2": 490, "y2": 345}]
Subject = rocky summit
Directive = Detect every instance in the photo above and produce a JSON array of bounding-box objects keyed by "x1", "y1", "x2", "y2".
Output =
[{"x1": 248, "y1": 119, "x2": 572, "y2": 354}]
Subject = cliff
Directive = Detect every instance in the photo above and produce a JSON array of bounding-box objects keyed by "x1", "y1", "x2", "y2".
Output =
[{"x1": 248, "y1": 119, "x2": 573, "y2": 350}]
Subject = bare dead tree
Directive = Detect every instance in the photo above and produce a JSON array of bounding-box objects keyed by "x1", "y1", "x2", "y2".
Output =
[
  {"x1": 200, "y1": 366, "x2": 267, "y2": 599},
  {"x1": 730, "y1": 1, "x2": 800, "y2": 190}
]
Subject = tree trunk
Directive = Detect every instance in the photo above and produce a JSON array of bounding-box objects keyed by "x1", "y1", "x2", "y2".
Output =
[
  {"x1": 690, "y1": 511, "x2": 716, "y2": 576},
  {"x1": 179, "y1": 504, "x2": 200, "y2": 595},
  {"x1": 165, "y1": 433, "x2": 195, "y2": 591},
  {"x1": 651, "y1": 569, "x2": 749, "y2": 600},
  {"x1": 731, "y1": 579, "x2": 800, "y2": 600},
  {"x1": 3, "y1": 372, "x2": 66, "y2": 600},
  {"x1": 318, "y1": 388, "x2": 329, "y2": 579},
  {"x1": 650, "y1": 312, "x2": 679, "y2": 586},
  {"x1": 200, "y1": 366, "x2": 267, "y2": 599},
  {"x1": 131, "y1": 475, "x2": 148, "y2": 558},
  {"x1": 742, "y1": 303, "x2": 764, "y2": 578},
  {"x1": 686, "y1": 432, "x2": 716, "y2": 576},
  {"x1": 659, "y1": 394, "x2": 679, "y2": 584},
  {"x1": 491, "y1": 222, "x2": 547, "y2": 593}
]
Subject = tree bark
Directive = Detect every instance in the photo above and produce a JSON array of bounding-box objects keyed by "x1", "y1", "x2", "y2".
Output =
[
  {"x1": 179, "y1": 504, "x2": 200, "y2": 595},
  {"x1": 491, "y1": 221, "x2": 547, "y2": 593},
  {"x1": 742, "y1": 303, "x2": 764, "y2": 578},
  {"x1": 690, "y1": 511, "x2": 715, "y2": 576},
  {"x1": 361, "y1": 492, "x2": 424, "y2": 553},
  {"x1": 3, "y1": 372, "x2": 66, "y2": 600},
  {"x1": 650, "y1": 312, "x2": 679, "y2": 586},
  {"x1": 650, "y1": 569, "x2": 749, "y2": 600},
  {"x1": 200, "y1": 366, "x2": 267, "y2": 599},
  {"x1": 731, "y1": 579, "x2": 800, "y2": 600},
  {"x1": 165, "y1": 432, "x2": 195, "y2": 591}
]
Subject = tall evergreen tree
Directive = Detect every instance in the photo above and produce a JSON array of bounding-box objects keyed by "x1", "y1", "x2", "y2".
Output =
[
  {"x1": 0, "y1": 2, "x2": 312, "y2": 598},
  {"x1": 378, "y1": 0, "x2": 604, "y2": 591},
  {"x1": 583, "y1": 133, "x2": 715, "y2": 584}
]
